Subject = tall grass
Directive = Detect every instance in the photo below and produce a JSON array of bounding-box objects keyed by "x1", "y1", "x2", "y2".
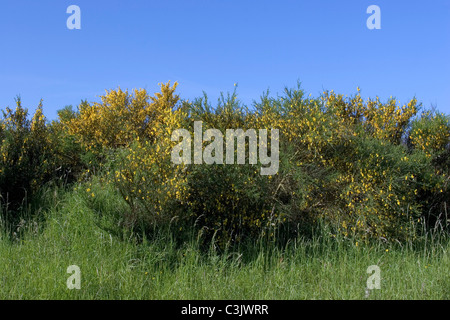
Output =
[{"x1": 0, "y1": 184, "x2": 448, "y2": 300}]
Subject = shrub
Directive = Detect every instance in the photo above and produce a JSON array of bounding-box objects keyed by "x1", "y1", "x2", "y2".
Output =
[
  {"x1": 409, "y1": 111, "x2": 450, "y2": 157},
  {"x1": 62, "y1": 81, "x2": 181, "y2": 159},
  {"x1": 92, "y1": 82, "x2": 189, "y2": 235},
  {"x1": 0, "y1": 99, "x2": 73, "y2": 217},
  {"x1": 5, "y1": 81, "x2": 448, "y2": 246},
  {"x1": 249, "y1": 84, "x2": 434, "y2": 242}
]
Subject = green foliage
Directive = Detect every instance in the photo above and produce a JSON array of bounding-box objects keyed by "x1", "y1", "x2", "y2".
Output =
[
  {"x1": 182, "y1": 90, "x2": 277, "y2": 247},
  {"x1": 0, "y1": 100, "x2": 85, "y2": 222},
  {"x1": 1, "y1": 82, "x2": 449, "y2": 247},
  {"x1": 186, "y1": 163, "x2": 274, "y2": 247},
  {"x1": 409, "y1": 110, "x2": 450, "y2": 156}
]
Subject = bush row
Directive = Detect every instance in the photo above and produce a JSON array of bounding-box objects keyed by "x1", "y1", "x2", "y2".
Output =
[{"x1": 1, "y1": 82, "x2": 449, "y2": 246}]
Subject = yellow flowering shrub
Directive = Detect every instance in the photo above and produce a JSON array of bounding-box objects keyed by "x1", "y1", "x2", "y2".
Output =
[
  {"x1": 63, "y1": 82, "x2": 449, "y2": 244},
  {"x1": 106, "y1": 118, "x2": 189, "y2": 230},
  {"x1": 4, "y1": 81, "x2": 445, "y2": 245},
  {"x1": 249, "y1": 84, "x2": 444, "y2": 242},
  {"x1": 166, "y1": 91, "x2": 277, "y2": 246},
  {"x1": 409, "y1": 111, "x2": 450, "y2": 157},
  {"x1": 0, "y1": 98, "x2": 69, "y2": 213},
  {"x1": 63, "y1": 81, "x2": 180, "y2": 153},
  {"x1": 90, "y1": 82, "x2": 190, "y2": 230}
]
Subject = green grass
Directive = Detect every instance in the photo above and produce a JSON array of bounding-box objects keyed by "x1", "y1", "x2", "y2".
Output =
[{"x1": 0, "y1": 186, "x2": 448, "y2": 300}]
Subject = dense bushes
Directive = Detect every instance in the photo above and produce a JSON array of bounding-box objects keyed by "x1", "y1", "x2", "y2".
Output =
[
  {"x1": 0, "y1": 99, "x2": 82, "y2": 218},
  {"x1": 1, "y1": 82, "x2": 449, "y2": 246},
  {"x1": 182, "y1": 91, "x2": 277, "y2": 246}
]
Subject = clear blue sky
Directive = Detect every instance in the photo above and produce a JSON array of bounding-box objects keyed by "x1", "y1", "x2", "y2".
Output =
[{"x1": 0, "y1": 0, "x2": 449, "y2": 120}]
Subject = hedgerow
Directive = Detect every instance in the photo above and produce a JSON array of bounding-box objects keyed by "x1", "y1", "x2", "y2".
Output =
[{"x1": 1, "y1": 82, "x2": 449, "y2": 247}]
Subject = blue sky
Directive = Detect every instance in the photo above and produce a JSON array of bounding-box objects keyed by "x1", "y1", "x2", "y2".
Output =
[{"x1": 0, "y1": 0, "x2": 449, "y2": 119}]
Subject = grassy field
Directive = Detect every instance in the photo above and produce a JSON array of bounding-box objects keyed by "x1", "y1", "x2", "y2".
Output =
[
  {"x1": 1, "y1": 82, "x2": 449, "y2": 300},
  {"x1": 1, "y1": 185, "x2": 448, "y2": 300}
]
